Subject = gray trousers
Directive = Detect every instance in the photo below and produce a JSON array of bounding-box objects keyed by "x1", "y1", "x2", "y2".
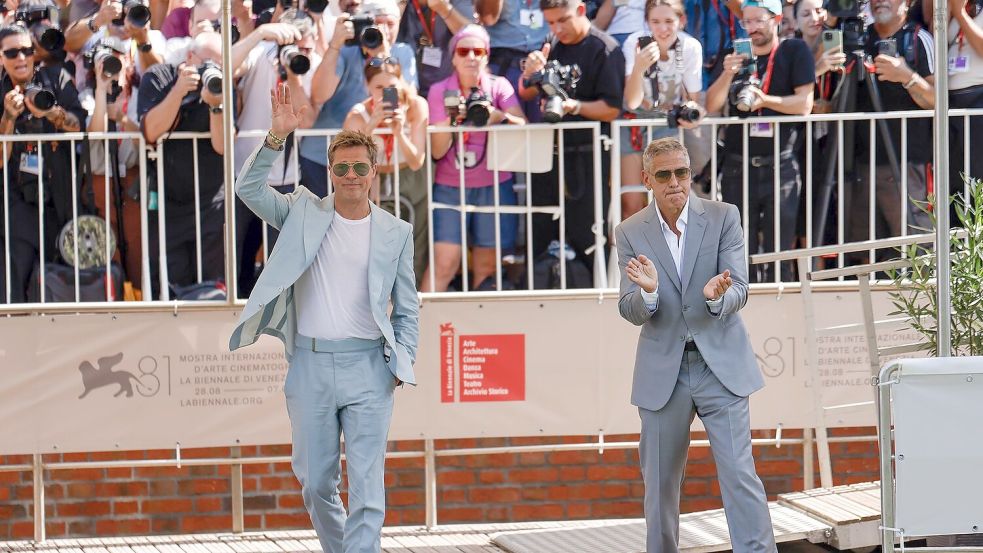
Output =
[{"x1": 638, "y1": 349, "x2": 777, "y2": 553}]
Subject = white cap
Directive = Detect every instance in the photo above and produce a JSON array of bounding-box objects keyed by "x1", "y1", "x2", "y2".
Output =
[{"x1": 360, "y1": 0, "x2": 399, "y2": 18}]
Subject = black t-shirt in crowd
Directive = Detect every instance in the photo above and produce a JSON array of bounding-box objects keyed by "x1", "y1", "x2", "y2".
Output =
[
  {"x1": 721, "y1": 38, "x2": 815, "y2": 157},
  {"x1": 548, "y1": 26, "x2": 625, "y2": 146},
  {"x1": 856, "y1": 22, "x2": 934, "y2": 165},
  {"x1": 137, "y1": 63, "x2": 225, "y2": 211}
]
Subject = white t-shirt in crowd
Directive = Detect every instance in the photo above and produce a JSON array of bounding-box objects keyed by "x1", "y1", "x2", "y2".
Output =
[
  {"x1": 233, "y1": 40, "x2": 321, "y2": 184},
  {"x1": 948, "y1": 11, "x2": 983, "y2": 90},
  {"x1": 623, "y1": 30, "x2": 703, "y2": 113},
  {"x1": 294, "y1": 212, "x2": 382, "y2": 341},
  {"x1": 607, "y1": 0, "x2": 647, "y2": 37}
]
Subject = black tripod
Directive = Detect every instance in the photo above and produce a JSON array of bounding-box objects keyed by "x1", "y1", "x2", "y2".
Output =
[{"x1": 813, "y1": 46, "x2": 903, "y2": 244}]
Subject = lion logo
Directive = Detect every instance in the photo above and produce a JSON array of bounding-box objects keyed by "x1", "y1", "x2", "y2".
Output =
[{"x1": 78, "y1": 353, "x2": 142, "y2": 398}]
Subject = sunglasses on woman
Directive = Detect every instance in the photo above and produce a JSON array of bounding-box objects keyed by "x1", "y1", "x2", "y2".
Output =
[
  {"x1": 331, "y1": 161, "x2": 372, "y2": 177},
  {"x1": 366, "y1": 56, "x2": 399, "y2": 68},
  {"x1": 2, "y1": 47, "x2": 35, "y2": 59},
  {"x1": 649, "y1": 167, "x2": 692, "y2": 184},
  {"x1": 454, "y1": 46, "x2": 487, "y2": 58}
]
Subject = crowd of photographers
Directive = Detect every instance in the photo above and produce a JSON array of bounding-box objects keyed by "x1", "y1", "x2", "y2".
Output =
[{"x1": 0, "y1": 0, "x2": 979, "y2": 302}]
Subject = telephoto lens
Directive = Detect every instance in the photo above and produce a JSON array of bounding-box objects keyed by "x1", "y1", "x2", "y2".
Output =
[
  {"x1": 24, "y1": 83, "x2": 56, "y2": 111},
  {"x1": 199, "y1": 61, "x2": 223, "y2": 94},
  {"x1": 279, "y1": 44, "x2": 310, "y2": 75}
]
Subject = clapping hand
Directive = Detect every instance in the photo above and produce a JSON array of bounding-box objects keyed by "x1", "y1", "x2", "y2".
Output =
[
  {"x1": 703, "y1": 269, "x2": 732, "y2": 300},
  {"x1": 626, "y1": 255, "x2": 659, "y2": 293},
  {"x1": 270, "y1": 83, "x2": 309, "y2": 138}
]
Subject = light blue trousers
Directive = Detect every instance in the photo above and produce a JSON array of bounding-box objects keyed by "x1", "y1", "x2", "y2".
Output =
[
  {"x1": 285, "y1": 336, "x2": 396, "y2": 553},
  {"x1": 638, "y1": 349, "x2": 777, "y2": 553}
]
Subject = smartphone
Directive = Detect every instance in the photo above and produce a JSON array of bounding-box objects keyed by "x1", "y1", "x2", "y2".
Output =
[
  {"x1": 733, "y1": 38, "x2": 753, "y2": 59},
  {"x1": 821, "y1": 29, "x2": 843, "y2": 53},
  {"x1": 636, "y1": 35, "x2": 654, "y2": 51},
  {"x1": 382, "y1": 86, "x2": 399, "y2": 111},
  {"x1": 877, "y1": 38, "x2": 898, "y2": 57}
]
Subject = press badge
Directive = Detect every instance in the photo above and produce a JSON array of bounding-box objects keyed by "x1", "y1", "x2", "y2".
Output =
[
  {"x1": 19, "y1": 153, "x2": 39, "y2": 175},
  {"x1": 422, "y1": 46, "x2": 443, "y2": 68},
  {"x1": 949, "y1": 55, "x2": 969, "y2": 74},
  {"x1": 750, "y1": 122, "x2": 774, "y2": 138},
  {"x1": 520, "y1": 8, "x2": 543, "y2": 28},
  {"x1": 454, "y1": 150, "x2": 478, "y2": 168}
]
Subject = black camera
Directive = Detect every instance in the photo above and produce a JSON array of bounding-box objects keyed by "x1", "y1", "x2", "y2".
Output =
[
  {"x1": 666, "y1": 104, "x2": 700, "y2": 128},
  {"x1": 112, "y1": 0, "x2": 151, "y2": 27},
  {"x1": 83, "y1": 39, "x2": 123, "y2": 77},
  {"x1": 346, "y1": 14, "x2": 383, "y2": 49},
  {"x1": 278, "y1": 44, "x2": 311, "y2": 75},
  {"x1": 24, "y1": 82, "x2": 56, "y2": 111},
  {"x1": 209, "y1": 19, "x2": 240, "y2": 44},
  {"x1": 522, "y1": 60, "x2": 581, "y2": 123},
  {"x1": 14, "y1": 6, "x2": 64, "y2": 52},
  {"x1": 445, "y1": 87, "x2": 492, "y2": 127},
  {"x1": 180, "y1": 60, "x2": 223, "y2": 107}
]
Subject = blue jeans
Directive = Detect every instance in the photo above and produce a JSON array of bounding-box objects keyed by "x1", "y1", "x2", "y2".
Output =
[
  {"x1": 285, "y1": 337, "x2": 396, "y2": 553},
  {"x1": 432, "y1": 180, "x2": 517, "y2": 249}
]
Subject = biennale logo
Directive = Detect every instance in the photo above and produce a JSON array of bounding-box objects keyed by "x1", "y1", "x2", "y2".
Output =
[
  {"x1": 78, "y1": 352, "x2": 162, "y2": 399},
  {"x1": 439, "y1": 322, "x2": 525, "y2": 403}
]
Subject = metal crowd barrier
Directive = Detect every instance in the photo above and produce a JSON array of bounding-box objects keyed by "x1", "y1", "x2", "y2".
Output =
[{"x1": 1, "y1": 109, "x2": 980, "y2": 310}]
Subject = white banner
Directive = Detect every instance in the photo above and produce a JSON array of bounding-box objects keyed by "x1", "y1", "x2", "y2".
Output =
[{"x1": 0, "y1": 289, "x2": 922, "y2": 454}]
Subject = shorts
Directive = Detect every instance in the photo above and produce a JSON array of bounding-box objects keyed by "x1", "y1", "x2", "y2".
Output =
[
  {"x1": 619, "y1": 122, "x2": 678, "y2": 156},
  {"x1": 432, "y1": 180, "x2": 517, "y2": 249}
]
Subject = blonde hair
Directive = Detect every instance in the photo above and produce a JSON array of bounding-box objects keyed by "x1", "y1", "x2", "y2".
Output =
[
  {"x1": 645, "y1": 0, "x2": 685, "y2": 19},
  {"x1": 642, "y1": 137, "x2": 690, "y2": 171},
  {"x1": 328, "y1": 130, "x2": 380, "y2": 166}
]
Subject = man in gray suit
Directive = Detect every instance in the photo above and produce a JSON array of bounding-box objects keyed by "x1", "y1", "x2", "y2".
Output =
[
  {"x1": 230, "y1": 85, "x2": 419, "y2": 553},
  {"x1": 615, "y1": 137, "x2": 776, "y2": 553}
]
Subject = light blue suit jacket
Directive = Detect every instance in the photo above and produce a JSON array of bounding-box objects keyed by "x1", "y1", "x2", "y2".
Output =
[
  {"x1": 615, "y1": 195, "x2": 763, "y2": 411},
  {"x1": 229, "y1": 145, "x2": 420, "y2": 385}
]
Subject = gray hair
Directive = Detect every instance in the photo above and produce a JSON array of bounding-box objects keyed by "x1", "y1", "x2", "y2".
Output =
[{"x1": 642, "y1": 137, "x2": 690, "y2": 172}]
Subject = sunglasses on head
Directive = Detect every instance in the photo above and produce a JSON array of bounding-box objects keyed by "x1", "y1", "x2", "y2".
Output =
[
  {"x1": 650, "y1": 167, "x2": 692, "y2": 184},
  {"x1": 454, "y1": 46, "x2": 487, "y2": 58},
  {"x1": 366, "y1": 56, "x2": 399, "y2": 68},
  {"x1": 331, "y1": 161, "x2": 372, "y2": 177},
  {"x1": 2, "y1": 46, "x2": 35, "y2": 59}
]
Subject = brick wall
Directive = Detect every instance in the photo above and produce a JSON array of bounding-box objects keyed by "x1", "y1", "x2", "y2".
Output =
[{"x1": 0, "y1": 428, "x2": 880, "y2": 540}]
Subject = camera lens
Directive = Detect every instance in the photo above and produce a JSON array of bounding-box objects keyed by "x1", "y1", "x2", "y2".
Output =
[
  {"x1": 25, "y1": 85, "x2": 55, "y2": 111},
  {"x1": 360, "y1": 26, "x2": 383, "y2": 49},
  {"x1": 542, "y1": 95, "x2": 565, "y2": 123},
  {"x1": 95, "y1": 49, "x2": 122, "y2": 76},
  {"x1": 280, "y1": 45, "x2": 310, "y2": 75},
  {"x1": 127, "y1": 3, "x2": 151, "y2": 27}
]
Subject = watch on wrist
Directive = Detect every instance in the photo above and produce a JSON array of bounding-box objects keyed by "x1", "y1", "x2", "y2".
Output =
[
  {"x1": 209, "y1": 104, "x2": 223, "y2": 114},
  {"x1": 902, "y1": 73, "x2": 919, "y2": 90},
  {"x1": 138, "y1": 42, "x2": 153, "y2": 53}
]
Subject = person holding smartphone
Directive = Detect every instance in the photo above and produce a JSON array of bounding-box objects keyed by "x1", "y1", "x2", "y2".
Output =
[
  {"x1": 423, "y1": 24, "x2": 526, "y2": 292},
  {"x1": 705, "y1": 0, "x2": 814, "y2": 282},
  {"x1": 620, "y1": 0, "x2": 704, "y2": 218},
  {"x1": 343, "y1": 55, "x2": 430, "y2": 281}
]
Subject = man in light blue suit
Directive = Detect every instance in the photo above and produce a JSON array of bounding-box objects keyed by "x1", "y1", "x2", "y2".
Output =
[
  {"x1": 615, "y1": 137, "x2": 776, "y2": 553},
  {"x1": 230, "y1": 85, "x2": 419, "y2": 553}
]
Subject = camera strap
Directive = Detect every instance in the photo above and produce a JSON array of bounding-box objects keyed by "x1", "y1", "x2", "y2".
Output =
[
  {"x1": 710, "y1": 0, "x2": 736, "y2": 43},
  {"x1": 409, "y1": 0, "x2": 437, "y2": 45},
  {"x1": 755, "y1": 39, "x2": 780, "y2": 104}
]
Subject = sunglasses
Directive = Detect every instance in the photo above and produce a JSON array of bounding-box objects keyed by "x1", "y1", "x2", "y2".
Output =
[
  {"x1": 331, "y1": 161, "x2": 372, "y2": 177},
  {"x1": 366, "y1": 56, "x2": 399, "y2": 68},
  {"x1": 2, "y1": 46, "x2": 35, "y2": 59},
  {"x1": 650, "y1": 167, "x2": 692, "y2": 184},
  {"x1": 455, "y1": 46, "x2": 487, "y2": 58}
]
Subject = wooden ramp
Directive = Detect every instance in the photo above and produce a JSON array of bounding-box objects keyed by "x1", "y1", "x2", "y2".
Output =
[{"x1": 778, "y1": 481, "x2": 883, "y2": 551}]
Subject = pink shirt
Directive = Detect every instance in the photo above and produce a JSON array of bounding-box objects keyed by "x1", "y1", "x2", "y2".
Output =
[{"x1": 427, "y1": 72, "x2": 520, "y2": 188}]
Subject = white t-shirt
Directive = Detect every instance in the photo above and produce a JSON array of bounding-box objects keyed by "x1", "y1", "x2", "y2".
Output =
[
  {"x1": 607, "y1": 0, "x2": 647, "y2": 36},
  {"x1": 623, "y1": 31, "x2": 703, "y2": 113},
  {"x1": 294, "y1": 212, "x2": 382, "y2": 341},
  {"x1": 233, "y1": 41, "x2": 321, "y2": 185},
  {"x1": 948, "y1": 12, "x2": 983, "y2": 90}
]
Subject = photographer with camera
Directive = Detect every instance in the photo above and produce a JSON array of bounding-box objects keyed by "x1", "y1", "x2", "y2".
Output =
[
  {"x1": 397, "y1": 0, "x2": 472, "y2": 98},
  {"x1": 137, "y1": 32, "x2": 228, "y2": 295},
  {"x1": 843, "y1": 0, "x2": 935, "y2": 249},
  {"x1": 233, "y1": 8, "x2": 319, "y2": 296},
  {"x1": 517, "y1": 0, "x2": 624, "y2": 287},
  {"x1": 620, "y1": 0, "x2": 704, "y2": 218},
  {"x1": 12, "y1": 0, "x2": 67, "y2": 72},
  {"x1": 66, "y1": 0, "x2": 163, "y2": 74},
  {"x1": 0, "y1": 24, "x2": 86, "y2": 302},
  {"x1": 80, "y1": 37, "x2": 145, "y2": 294},
  {"x1": 706, "y1": 0, "x2": 814, "y2": 282},
  {"x1": 421, "y1": 25, "x2": 525, "y2": 292},
  {"x1": 301, "y1": 0, "x2": 417, "y2": 196}
]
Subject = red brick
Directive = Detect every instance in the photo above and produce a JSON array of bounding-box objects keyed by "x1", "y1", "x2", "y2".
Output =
[
  {"x1": 260, "y1": 476, "x2": 301, "y2": 491},
  {"x1": 106, "y1": 468, "x2": 132, "y2": 479},
  {"x1": 181, "y1": 515, "x2": 230, "y2": 533},
  {"x1": 243, "y1": 464, "x2": 271, "y2": 475},
  {"x1": 477, "y1": 470, "x2": 506, "y2": 484},
  {"x1": 438, "y1": 507, "x2": 484, "y2": 522},
  {"x1": 114, "y1": 500, "x2": 138, "y2": 515},
  {"x1": 517, "y1": 452, "x2": 546, "y2": 465},
  {"x1": 265, "y1": 513, "x2": 311, "y2": 527},
  {"x1": 278, "y1": 494, "x2": 305, "y2": 509},
  {"x1": 178, "y1": 478, "x2": 229, "y2": 495},
  {"x1": 440, "y1": 488, "x2": 467, "y2": 503},
  {"x1": 468, "y1": 487, "x2": 521, "y2": 503},
  {"x1": 568, "y1": 502, "x2": 591, "y2": 519},
  {"x1": 586, "y1": 465, "x2": 640, "y2": 481},
  {"x1": 57, "y1": 501, "x2": 111, "y2": 517},
  {"x1": 509, "y1": 468, "x2": 559, "y2": 483},
  {"x1": 438, "y1": 470, "x2": 475, "y2": 486},
  {"x1": 95, "y1": 519, "x2": 151, "y2": 535},
  {"x1": 142, "y1": 498, "x2": 194, "y2": 514},
  {"x1": 591, "y1": 501, "x2": 642, "y2": 517},
  {"x1": 548, "y1": 450, "x2": 599, "y2": 464},
  {"x1": 195, "y1": 497, "x2": 224, "y2": 512},
  {"x1": 513, "y1": 503, "x2": 564, "y2": 520},
  {"x1": 388, "y1": 490, "x2": 422, "y2": 507},
  {"x1": 396, "y1": 472, "x2": 424, "y2": 487}
]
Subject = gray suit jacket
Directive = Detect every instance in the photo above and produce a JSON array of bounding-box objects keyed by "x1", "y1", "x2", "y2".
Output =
[
  {"x1": 229, "y1": 145, "x2": 420, "y2": 385},
  {"x1": 615, "y1": 195, "x2": 763, "y2": 411}
]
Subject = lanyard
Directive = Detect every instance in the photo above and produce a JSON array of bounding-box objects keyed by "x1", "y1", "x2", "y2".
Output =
[
  {"x1": 410, "y1": 0, "x2": 437, "y2": 45},
  {"x1": 710, "y1": 0, "x2": 736, "y2": 42},
  {"x1": 755, "y1": 39, "x2": 780, "y2": 98}
]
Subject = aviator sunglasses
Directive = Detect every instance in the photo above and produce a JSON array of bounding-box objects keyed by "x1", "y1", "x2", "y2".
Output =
[
  {"x1": 650, "y1": 167, "x2": 692, "y2": 184},
  {"x1": 331, "y1": 161, "x2": 372, "y2": 177}
]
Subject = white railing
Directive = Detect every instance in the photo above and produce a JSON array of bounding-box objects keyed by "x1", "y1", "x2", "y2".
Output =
[{"x1": 1, "y1": 108, "x2": 980, "y2": 310}]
